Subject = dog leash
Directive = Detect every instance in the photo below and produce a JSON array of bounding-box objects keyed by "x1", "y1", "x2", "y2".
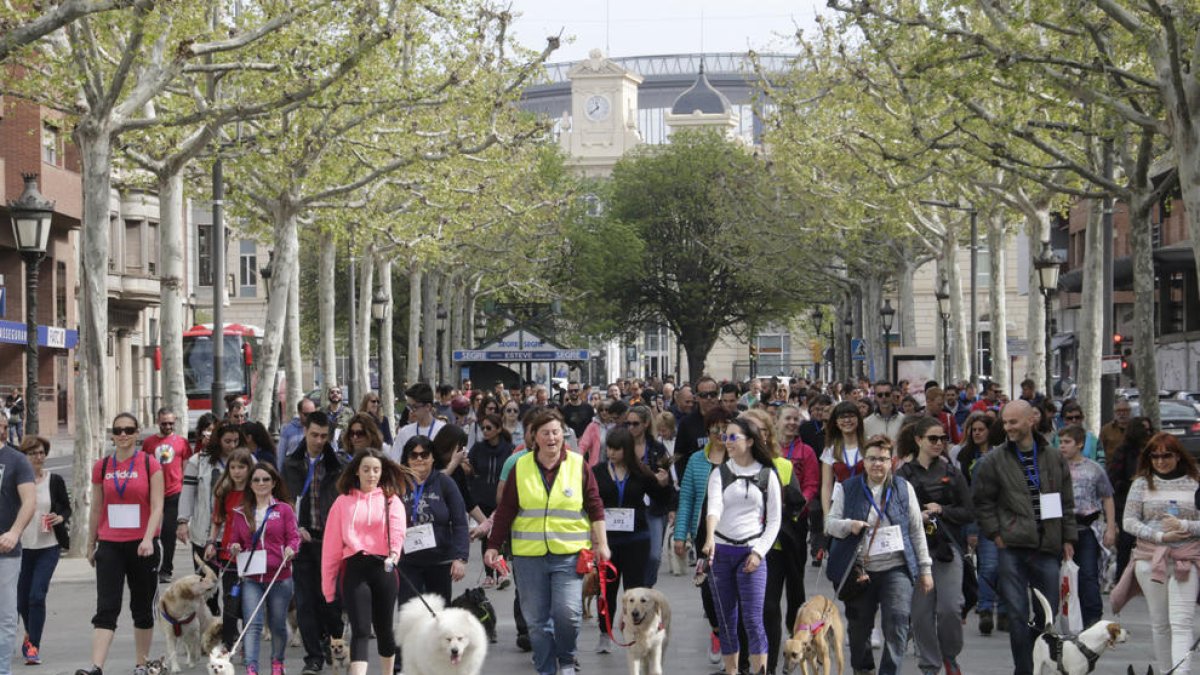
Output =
[
  {"x1": 394, "y1": 562, "x2": 440, "y2": 619},
  {"x1": 228, "y1": 560, "x2": 288, "y2": 655},
  {"x1": 595, "y1": 559, "x2": 637, "y2": 648}
]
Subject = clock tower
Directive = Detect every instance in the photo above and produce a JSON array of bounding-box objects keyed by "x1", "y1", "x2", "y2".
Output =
[{"x1": 559, "y1": 49, "x2": 643, "y2": 177}]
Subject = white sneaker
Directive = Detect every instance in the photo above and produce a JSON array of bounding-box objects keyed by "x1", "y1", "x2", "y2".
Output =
[
  {"x1": 595, "y1": 634, "x2": 612, "y2": 654},
  {"x1": 871, "y1": 626, "x2": 883, "y2": 649},
  {"x1": 709, "y1": 631, "x2": 721, "y2": 663}
]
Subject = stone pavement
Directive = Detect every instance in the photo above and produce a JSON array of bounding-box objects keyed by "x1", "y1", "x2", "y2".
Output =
[{"x1": 17, "y1": 544, "x2": 1169, "y2": 675}]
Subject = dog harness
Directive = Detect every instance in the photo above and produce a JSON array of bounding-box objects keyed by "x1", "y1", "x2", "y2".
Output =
[
  {"x1": 159, "y1": 602, "x2": 198, "y2": 638},
  {"x1": 795, "y1": 621, "x2": 826, "y2": 635},
  {"x1": 1040, "y1": 633, "x2": 1101, "y2": 674}
]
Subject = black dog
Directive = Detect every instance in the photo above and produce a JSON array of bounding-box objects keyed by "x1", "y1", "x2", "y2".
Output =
[{"x1": 451, "y1": 586, "x2": 498, "y2": 644}]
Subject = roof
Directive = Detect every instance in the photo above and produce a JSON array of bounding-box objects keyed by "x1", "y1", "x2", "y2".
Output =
[{"x1": 670, "y1": 62, "x2": 732, "y2": 116}]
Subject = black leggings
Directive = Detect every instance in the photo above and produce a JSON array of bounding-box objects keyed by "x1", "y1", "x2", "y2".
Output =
[
  {"x1": 600, "y1": 539, "x2": 650, "y2": 634},
  {"x1": 341, "y1": 554, "x2": 398, "y2": 661},
  {"x1": 92, "y1": 539, "x2": 160, "y2": 630},
  {"x1": 221, "y1": 570, "x2": 242, "y2": 648}
]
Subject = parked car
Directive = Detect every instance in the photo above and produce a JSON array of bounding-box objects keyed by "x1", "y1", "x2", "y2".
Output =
[
  {"x1": 1130, "y1": 399, "x2": 1200, "y2": 456},
  {"x1": 1167, "y1": 391, "x2": 1200, "y2": 416}
]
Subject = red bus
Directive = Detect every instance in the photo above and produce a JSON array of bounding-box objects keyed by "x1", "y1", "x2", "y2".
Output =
[{"x1": 181, "y1": 323, "x2": 262, "y2": 432}]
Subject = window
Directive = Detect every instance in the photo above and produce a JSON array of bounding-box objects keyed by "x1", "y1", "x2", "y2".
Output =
[
  {"x1": 42, "y1": 123, "x2": 59, "y2": 165},
  {"x1": 124, "y1": 218, "x2": 143, "y2": 272},
  {"x1": 755, "y1": 332, "x2": 790, "y2": 376},
  {"x1": 197, "y1": 224, "x2": 213, "y2": 286},
  {"x1": 978, "y1": 330, "x2": 992, "y2": 378},
  {"x1": 238, "y1": 240, "x2": 257, "y2": 298},
  {"x1": 976, "y1": 244, "x2": 991, "y2": 289},
  {"x1": 55, "y1": 261, "x2": 66, "y2": 327},
  {"x1": 146, "y1": 221, "x2": 159, "y2": 276}
]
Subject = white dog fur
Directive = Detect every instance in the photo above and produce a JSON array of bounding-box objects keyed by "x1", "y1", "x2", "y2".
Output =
[
  {"x1": 1031, "y1": 588, "x2": 1128, "y2": 675},
  {"x1": 396, "y1": 593, "x2": 487, "y2": 675}
]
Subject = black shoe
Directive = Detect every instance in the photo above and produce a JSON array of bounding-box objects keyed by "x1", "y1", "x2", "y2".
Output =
[
  {"x1": 158, "y1": 571, "x2": 172, "y2": 584},
  {"x1": 515, "y1": 633, "x2": 531, "y2": 652},
  {"x1": 75, "y1": 667, "x2": 102, "y2": 675},
  {"x1": 301, "y1": 659, "x2": 322, "y2": 675},
  {"x1": 979, "y1": 611, "x2": 993, "y2": 635},
  {"x1": 997, "y1": 612, "x2": 1009, "y2": 632}
]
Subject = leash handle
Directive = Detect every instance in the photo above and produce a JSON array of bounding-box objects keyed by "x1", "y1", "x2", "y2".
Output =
[
  {"x1": 229, "y1": 561, "x2": 288, "y2": 655},
  {"x1": 595, "y1": 559, "x2": 637, "y2": 648}
]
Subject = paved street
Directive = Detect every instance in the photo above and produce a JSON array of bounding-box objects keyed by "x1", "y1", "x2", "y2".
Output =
[{"x1": 25, "y1": 540, "x2": 1165, "y2": 675}]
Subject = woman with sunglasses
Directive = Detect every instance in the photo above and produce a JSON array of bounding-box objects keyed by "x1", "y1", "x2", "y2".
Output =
[
  {"x1": 17, "y1": 436, "x2": 69, "y2": 666},
  {"x1": 625, "y1": 405, "x2": 673, "y2": 587},
  {"x1": 467, "y1": 413, "x2": 513, "y2": 585},
  {"x1": 1112, "y1": 433, "x2": 1200, "y2": 675},
  {"x1": 345, "y1": 413, "x2": 388, "y2": 458},
  {"x1": 501, "y1": 402, "x2": 525, "y2": 448},
  {"x1": 826, "y1": 435, "x2": 933, "y2": 675},
  {"x1": 466, "y1": 395, "x2": 501, "y2": 448},
  {"x1": 358, "y1": 392, "x2": 393, "y2": 447},
  {"x1": 226, "y1": 462, "x2": 298, "y2": 675},
  {"x1": 395, "y1": 435, "x2": 471, "y2": 609},
  {"x1": 896, "y1": 418, "x2": 972, "y2": 675},
  {"x1": 78, "y1": 413, "x2": 164, "y2": 675}
]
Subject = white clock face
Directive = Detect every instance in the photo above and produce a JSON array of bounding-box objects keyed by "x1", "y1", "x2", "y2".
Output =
[{"x1": 584, "y1": 95, "x2": 611, "y2": 121}]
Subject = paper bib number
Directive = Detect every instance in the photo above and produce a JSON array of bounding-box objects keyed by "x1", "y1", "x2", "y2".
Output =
[
  {"x1": 1040, "y1": 493, "x2": 1063, "y2": 520},
  {"x1": 404, "y1": 523, "x2": 436, "y2": 553},
  {"x1": 605, "y1": 508, "x2": 635, "y2": 532},
  {"x1": 868, "y1": 525, "x2": 905, "y2": 556},
  {"x1": 108, "y1": 504, "x2": 140, "y2": 529}
]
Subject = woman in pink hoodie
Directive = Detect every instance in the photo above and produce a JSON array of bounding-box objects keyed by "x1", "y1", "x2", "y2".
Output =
[{"x1": 320, "y1": 449, "x2": 409, "y2": 675}]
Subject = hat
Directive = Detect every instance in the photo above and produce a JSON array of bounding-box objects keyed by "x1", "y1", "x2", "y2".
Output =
[{"x1": 451, "y1": 396, "x2": 471, "y2": 414}]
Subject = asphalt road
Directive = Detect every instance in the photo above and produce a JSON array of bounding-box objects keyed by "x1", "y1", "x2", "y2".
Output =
[{"x1": 20, "y1": 538, "x2": 1168, "y2": 675}]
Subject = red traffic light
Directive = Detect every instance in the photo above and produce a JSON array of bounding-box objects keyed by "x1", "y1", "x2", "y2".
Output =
[{"x1": 1113, "y1": 334, "x2": 1124, "y2": 345}]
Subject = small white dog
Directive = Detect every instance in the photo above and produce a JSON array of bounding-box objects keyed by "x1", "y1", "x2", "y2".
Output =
[
  {"x1": 396, "y1": 593, "x2": 487, "y2": 675},
  {"x1": 1031, "y1": 588, "x2": 1128, "y2": 675},
  {"x1": 206, "y1": 646, "x2": 235, "y2": 675},
  {"x1": 621, "y1": 587, "x2": 671, "y2": 675}
]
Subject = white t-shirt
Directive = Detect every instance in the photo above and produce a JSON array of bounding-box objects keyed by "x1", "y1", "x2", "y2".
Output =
[
  {"x1": 820, "y1": 444, "x2": 861, "y2": 468},
  {"x1": 20, "y1": 476, "x2": 57, "y2": 550},
  {"x1": 389, "y1": 418, "x2": 447, "y2": 462}
]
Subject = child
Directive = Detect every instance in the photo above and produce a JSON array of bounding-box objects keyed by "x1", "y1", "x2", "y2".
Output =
[{"x1": 1060, "y1": 425, "x2": 1117, "y2": 629}]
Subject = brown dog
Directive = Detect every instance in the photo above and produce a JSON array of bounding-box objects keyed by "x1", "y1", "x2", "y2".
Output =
[
  {"x1": 781, "y1": 595, "x2": 846, "y2": 675},
  {"x1": 582, "y1": 568, "x2": 600, "y2": 620}
]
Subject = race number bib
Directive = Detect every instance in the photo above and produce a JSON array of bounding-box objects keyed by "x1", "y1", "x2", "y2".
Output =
[
  {"x1": 238, "y1": 550, "x2": 267, "y2": 577},
  {"x1": 1040, "y1": 493, "x2": 1064, "y2": 520},
  {"x1": 868, "y1": 525, "x2": 906, "y2": 556},
  {"x1": 108, "y1": 504, "x2": 140, "y2": 529},
  {"x1": 403, "y1": 523, "x2": 436, "y2": 553},
  {"x1": 605, "y1": 508, "x2": 635, "y2": 532}
]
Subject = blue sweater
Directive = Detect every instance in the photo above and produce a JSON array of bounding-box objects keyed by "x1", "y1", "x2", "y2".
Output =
[
  {"x1": 675, "y1": 443, "x2": 718, "y2": 543},
  {"x1": 401, "y1": 471, "x2": 470, "y2": 566}
]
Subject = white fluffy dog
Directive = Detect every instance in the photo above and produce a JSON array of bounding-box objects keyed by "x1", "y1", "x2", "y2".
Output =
[{"x1": 396, "y1": 593, "x2": 487, "y2": 675}]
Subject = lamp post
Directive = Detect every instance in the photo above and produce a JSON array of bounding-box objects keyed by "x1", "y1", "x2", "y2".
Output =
[
  {"x1": 8, "y1": 174, "x2": 54, "y2": 436},
  {"x1": 371, "y1": 289, "x2": 387, "y2": 382},
  {"x1": 812, "y1": 308, "x2": 824, "y2": 381},
  {"x1": 435, "y1": 303, "x2": 448, "y2": 385},
  {"x1": 880, "y1": 299, "x2": 896, "y2": 383},
  {"x1": 1035, "y1": 241, "x2": 1063, "y2": 399},
  {"x1": 844, "y1": 315, "x2": 854, "y2": 380},
  {"x1": 935, "y1": 277, "x2": 951, "y2": 385}
]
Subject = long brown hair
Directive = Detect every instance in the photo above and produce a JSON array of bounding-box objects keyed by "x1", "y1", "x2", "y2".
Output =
[
  {"x1": 240, "y1": 462, "x2": 292, "y2": 531},
  {"x1": 741, "y1": 408, "x2": 780, "y2": 459},
  {"x1": 604, "y1": 426, "x2": 654, "y2": 480},
  {"x1": 336, "y1": 448, "x2": 413, "y2": 498},
  {"x1": 1136, "y1": 433, "x2": 1200, "y2": 490},
  {"x1": 344, "y1": 413, "x2": 384, "y2": 451},
  {"x1": 212, "y1": 447, "x2": 256, "y2": 525},
  {"x1": 825, "y1": 400, "x2": 865, "y2": 462}
]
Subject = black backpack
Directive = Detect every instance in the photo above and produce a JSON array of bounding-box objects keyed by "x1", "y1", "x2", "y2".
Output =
[{"x1": 714, "y1": 463, "x2": 773, "y2": 545}]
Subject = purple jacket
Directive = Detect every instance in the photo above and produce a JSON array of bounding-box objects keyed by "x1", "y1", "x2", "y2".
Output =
[{"x1": 227, "y1": 498, "x2": 301, "y2": 582}]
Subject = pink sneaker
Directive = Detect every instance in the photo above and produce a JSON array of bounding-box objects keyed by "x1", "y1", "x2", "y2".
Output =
[{"x1": 271, "y1": 659, "x2": 284, "y2": 675}]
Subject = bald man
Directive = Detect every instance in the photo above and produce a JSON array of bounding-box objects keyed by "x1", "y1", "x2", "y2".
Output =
[{"x1": 972, "y1": 400, "x2": 1077, "y2": 675}]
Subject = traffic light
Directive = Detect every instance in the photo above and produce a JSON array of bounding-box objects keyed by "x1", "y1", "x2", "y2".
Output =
[{"x1": 1113, "y1": 334, "x2": 1124, "y2": 352}]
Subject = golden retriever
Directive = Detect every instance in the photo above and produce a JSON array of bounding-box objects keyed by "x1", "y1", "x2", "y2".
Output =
[
  {"x1": 782, "y1": 595, "x2": 846, "y2": 675},
  {"x1": 158, "y1": 558, "x2": 220, "y2": 673},
  {"x1": 621, "y1": 587, "x2": 671, "y2": 675}
]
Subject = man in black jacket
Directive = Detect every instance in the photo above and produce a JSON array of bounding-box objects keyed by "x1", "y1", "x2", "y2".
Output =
[
  {"x1": 283, "y1": 412, "x2": 348, "y2": 675},
  {"x1": 674, "y1": 376, "x2": 719, "y2": 479}
]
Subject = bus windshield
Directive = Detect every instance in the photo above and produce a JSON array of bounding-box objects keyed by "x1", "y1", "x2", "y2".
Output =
[{"x1": 183, "y1": 335, "x2": 248, "y2": 396}]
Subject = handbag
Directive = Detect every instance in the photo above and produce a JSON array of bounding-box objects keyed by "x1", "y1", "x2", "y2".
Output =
[
  {"x1": 576, "y1": 547, "x2": 595, "y2": 575},
  {"x1": 837, "y1": 519, "x2": 882, "y2": 602}
]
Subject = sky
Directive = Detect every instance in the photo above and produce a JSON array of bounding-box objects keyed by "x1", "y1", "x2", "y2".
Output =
[{"x1": 506, "y1": 1, "x2": 828, "y2": 63}]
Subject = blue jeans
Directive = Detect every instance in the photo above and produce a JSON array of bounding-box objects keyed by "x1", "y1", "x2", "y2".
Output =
[
  {"x1": 975, "y1": 535, "x2": 1002, "y2": 613},
  {"x1": 0, "y1": 555, "x2": 21, "y2": 675},
  {"x1": 17, "y1": 546, "x2": 59, "y2": 647},
  {"x1": 844, "y1": 565, "x2": 912, "y2": 675},
  {"x1": 1073, "y1": 527, "x2": 1103, "y2": 628},
  {"x1": 645, "y1": 512, "x2": 666, "y2": 587},
  {"x1": 997, "y1": 548, "x2": 1060, "y2": 675},
  {"x1": 513, "y1": 553, "x2": 582, "y2": 675},
  {"x1": 240, "y1": 577, "x2": 294, "y2": 670}
]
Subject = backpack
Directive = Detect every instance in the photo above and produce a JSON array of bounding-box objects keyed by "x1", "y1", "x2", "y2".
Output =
[{"x1": 714, "y1": 462, "x2": 773, "y2": 546}]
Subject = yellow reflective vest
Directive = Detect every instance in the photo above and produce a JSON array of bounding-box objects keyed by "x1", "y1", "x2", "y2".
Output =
[{"x1": 511, "y1": 450, "x2": 591, "y2": 556}]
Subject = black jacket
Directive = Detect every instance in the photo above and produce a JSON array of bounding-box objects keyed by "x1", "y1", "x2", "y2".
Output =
[
  {"x1": 283, "y1": 444, "x2": 347, "y2": 536},
  {"x1": 49, "y1": 473, "x2": 72, "y2": 550},
  {"x1": 674, "y1": 410, "x2": 707, "y2": 479},
  {"x1": 798, "y1": 420, "x2": 826, "y2": 456},
  {"x1": 592, "y1": 463, "x2": 674, "y2": 543},
  {"x1": 466, "y1": 438, "x2": 513, "y2": 513}
]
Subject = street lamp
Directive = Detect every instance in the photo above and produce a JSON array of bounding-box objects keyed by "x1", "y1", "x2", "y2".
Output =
[
  {"x1": 880, "y1": 299, "x2": 896, "y2": 383},
  {"x1": 436, "y1": 303, "x2": 448, "y2": 385},
  {"x1": 1035, "y1": 240, "x2": 1063, "y2": 398},
  {"x1": 844, "y1": 315, "x2": 854, "y2": 379},
  {"x1": 935, "y1": 277, "x2": 951, "y2": 385},
  {"x1": 371, "y1": 289, "x2": 387, "y2": 364},
  {"x1": 812, "y1": 308, "x2": 825, "y2": 381},
  {"x1": 8, "y1": 174, "x2": 55, "y2": 436}
]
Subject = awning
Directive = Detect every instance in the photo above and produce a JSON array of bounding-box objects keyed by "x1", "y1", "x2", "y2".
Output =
[
  {"x1": 0, "y1": 320, "x2": 78, "y2": 349},
  {"x1": 1051, "y1": 333, "x2": 1077, "y2": 351}
]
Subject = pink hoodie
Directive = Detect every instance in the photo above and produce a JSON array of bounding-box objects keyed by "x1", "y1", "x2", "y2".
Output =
[{"x1": 320, "y1": 488, "x2": 407, "y2": 602}]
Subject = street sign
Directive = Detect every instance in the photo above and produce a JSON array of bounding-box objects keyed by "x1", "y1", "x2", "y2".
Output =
[
  {"x1": 851, "y1": 338, "x2": 867, "y2": 362},
  {"x1": 453, "y1": 349, "x2": 589, "y2": 362},
  {"x1": 1007, "y1": 338, "x2": 1029, "y2": 356},
  {"x1": 1101, "y1": 355, "x2": 1122, "y2": 376}
]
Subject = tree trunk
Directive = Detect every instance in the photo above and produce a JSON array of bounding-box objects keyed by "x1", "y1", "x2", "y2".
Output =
[
  {"x1": 319, "y1": 241, "x2": 337, "y2": 400},
  {"x1": 158, "y1": 170, "x2": 186, "y2": 418},
  {"x1": 1130, "y1": 194, "x2": 1160, "y2": 424},
  {"x1": 862, "y1": 276, "x2": 885, "y2": 382},
  {"x1": 438, "y1": 273, "x2": 452, "y2": 384},
  {"x1": 252, "y1": 203, "x2": 298, "y2": 426},
  {"x1": 465, "y1": 276, "x2": 480, "y2": 348},
  {"x1": 421, "y1": 269, "x2": 438, "y2": 384},
  {"x1": 1024, "y1": 206, "x2": 1049, "y2": 395},
  {"x1": 70, "y1": 121, "x2": 113, "y2": 556},
  {"x1": 356, "y1": 249, "x2": 374, "y2": 398},
  {"x1": 451, "y1": 277, "x2": 466, "y2": 386},
  {"x1": 898, "y1": 260, "x2": 916, "y2": 348},
  {"x1": 1077, "y1": 200, "x2": 1105, "y2": 436},
  {"x1": 379, "y1": 256, "x2": 395, "y2": 424},
  {"x1": 680, "y1": 331, "x2": 717, "y2": 383},
  {"x1": 406, "y1": 266, "x2": 422, "y2": 385},
  {"x1": 943, "y1": 223, "x2": 969, "y2": 384},
  {"x1": 988, "y1": 213, "x2": 1010, "y2": 394},
  {"x1": 285, "y1": 251, "x2": 303, "y2": 414}
]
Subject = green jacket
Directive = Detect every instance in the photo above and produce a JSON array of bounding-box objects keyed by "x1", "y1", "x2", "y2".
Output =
[{"x1": 972, "y1": 434, "x2": 1077, "y2": 555}]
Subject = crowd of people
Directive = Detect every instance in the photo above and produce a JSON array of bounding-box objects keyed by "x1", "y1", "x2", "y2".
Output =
[{"x1": 0, "y1": 372, "x2": 1193, "y2": 675}]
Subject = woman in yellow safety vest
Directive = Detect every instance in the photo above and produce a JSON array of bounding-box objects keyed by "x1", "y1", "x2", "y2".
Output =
[{"x1": 485, "y1": 408, "x2": 610, "y2": 675}]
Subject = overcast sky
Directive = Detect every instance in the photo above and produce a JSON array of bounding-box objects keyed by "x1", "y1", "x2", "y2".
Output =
[{"x1": 507, "y1": 1, "x2": 828, "y2": 63}]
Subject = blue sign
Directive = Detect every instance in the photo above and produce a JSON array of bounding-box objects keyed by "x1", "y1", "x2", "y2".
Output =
[
  {"x1": 453, "y1": 349, "x2": 589, "y2": 362},
  {"x1": 851, "y1": 338, "x2": 867, "y2": 362},
  {"x1": 0, "y1": 320, "x2": 79, "y2": 349}
]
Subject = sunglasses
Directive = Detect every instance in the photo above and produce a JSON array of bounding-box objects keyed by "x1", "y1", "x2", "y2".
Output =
[
  {"x1": 1151, "y1": 453, "x2": 1177, "y2": 461},
  {"x1": 251, "y1": 476, "x2": 274, "y2": 484},
  {"x1": 923, "y1": 435, "x2": 950, "y2": 444},
  {"x1": 409, "y1": 451, "x2": 432, "y2": 460},
  {"x1": 624, "y1": 421, "x2": 642, "y2": 428},
  {"x1": 481, "y1": 425, "x2": 496, "y2": 431},
  {"x1": 721, "y1": 433, "x2": 744, "y2": 443},
  {"x1": 505, "y1": 408, "x2": 519, "y2": 414},
  {"x1": 568, "y1": 389, "x2": 580, "y2": 394},
  {"x1": 348, "y1": 429, "x2": 366, "y2": 438},
  {"x1": 696, "y1": 391, "x2": 719, "y2": 399},
  {"x1": 112, "y1": 427, "x2": 138, "y2": 436},
  {"x1": 1063, "y1": 415, "x2": 1083, "y2": 422},
  {"x1": 368, "y1": 399, "x2": 380, "y2": 404}
]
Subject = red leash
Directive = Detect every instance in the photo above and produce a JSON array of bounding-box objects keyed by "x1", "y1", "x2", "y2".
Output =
[{"x1": 594, "y1": 559, "x2": 638, "y2": 648}]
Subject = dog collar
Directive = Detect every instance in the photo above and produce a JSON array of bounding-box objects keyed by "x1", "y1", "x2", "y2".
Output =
[{"x1": 796, "y1": 621, "x2": 825, "y2": 634}]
